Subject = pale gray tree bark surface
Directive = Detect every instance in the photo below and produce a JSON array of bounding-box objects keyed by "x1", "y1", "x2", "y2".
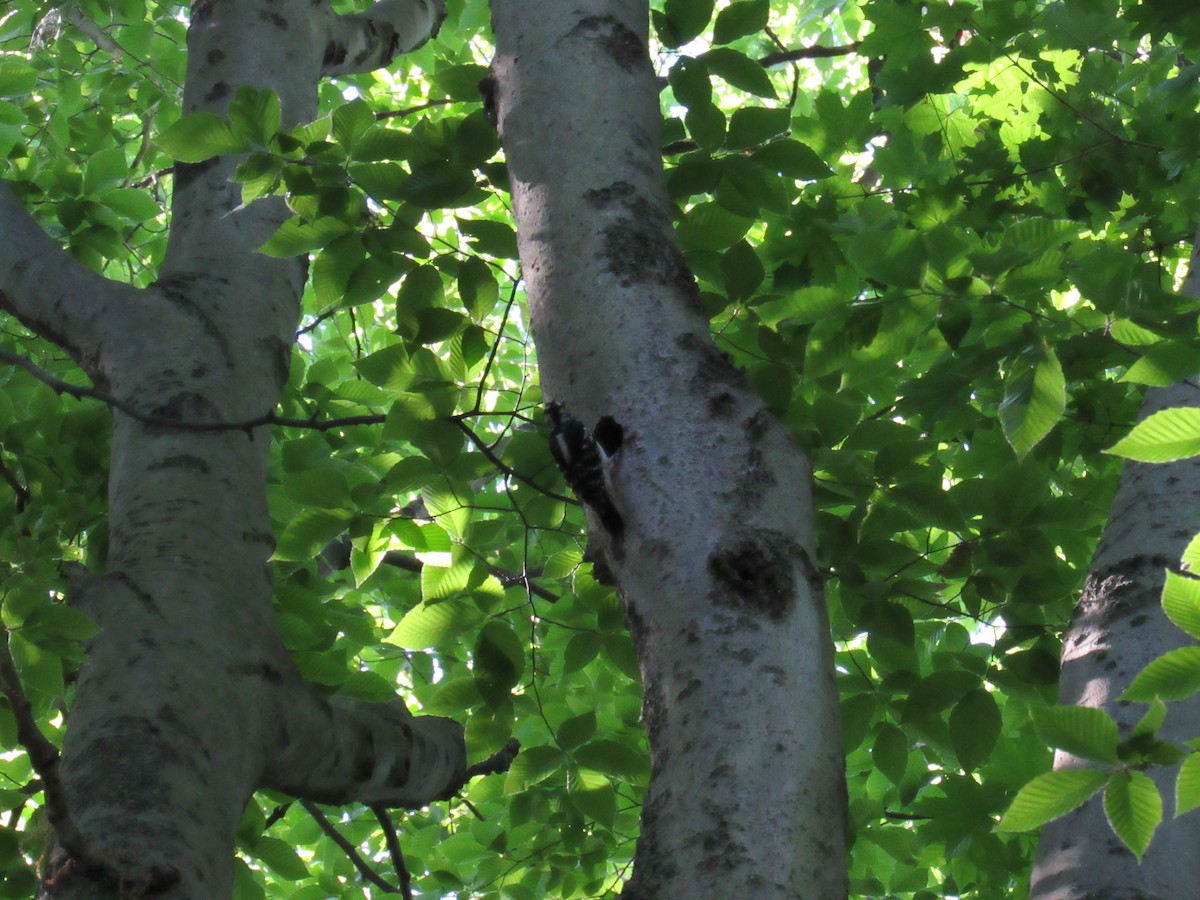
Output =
[
  {"x1": 0, "y1": 1, "x2": 463, "y2": 897},
  {"x1": 490, "y1": 2, "x2": 848, "y2": 897},
  {"x1": 1030, "y1": 237, "x2": 1200, "y2": 899}
]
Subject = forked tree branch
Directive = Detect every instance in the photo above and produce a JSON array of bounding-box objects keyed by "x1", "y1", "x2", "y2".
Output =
[{"x1": 0, "y1": 183, "x2": 137, "y2": 369}]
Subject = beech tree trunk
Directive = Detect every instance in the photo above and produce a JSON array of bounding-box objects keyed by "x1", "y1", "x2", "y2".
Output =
[
  {"x1": 0, "y1": 2, "x2": 464, "y2": 897},
  {"x1": 489, "y1": 2, "x2": 848, "y2": 897},
  {"x1": 1030, "y1": 238, "x2": 1200, "y2": 899}
]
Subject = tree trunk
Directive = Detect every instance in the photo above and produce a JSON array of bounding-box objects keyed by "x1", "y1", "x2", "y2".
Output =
[
  {"x1": 1030, "y1": 237, "x2": 1200, "y2": 899},
  {"x1": 1, "y1": 2, "x2": 464, "y2": 897},
  {"x1": 489, "y1": 2, "x2": 848, "y2": 897}
]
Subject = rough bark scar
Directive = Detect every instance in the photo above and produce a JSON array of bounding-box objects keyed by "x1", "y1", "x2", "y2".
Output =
[
  {"x1": 173, "y1": 158, "x2": 218, "y2": 189},
  {"x1": 257, "y1": 9, "x2": 287, "y2": 29},
  {"x1": 147, "y1": 454, "x2": 211, "y2": 474},
  {"x1": 570, "y1": 15, "x2": 646, "y2": 71},
  {"x1": 708, "y1": 533, "x2": 801, "y2": 619},
  {"x1": 584, "y1": 182, "x2": 695, "y2": 297},
  {"x1": 323, "y1": 40, "x2": 347, "y2": 69}
]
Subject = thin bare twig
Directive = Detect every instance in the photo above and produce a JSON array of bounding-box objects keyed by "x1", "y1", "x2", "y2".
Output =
[
  {"x1": 301, "y1": 800, "x2": 400, "y2": 893},
  {"x1": 759, "y1": 41, "x2": 863, "y2": 67},
  {"x1": 376, "y1": 98, "x2": 456, "y2": 120},
  {"x1": 0, "y1": 632, "x2": 91, "y2": 867},
  {"x1": 371, "y1": 805, "x2": 412, "y2": 900}
]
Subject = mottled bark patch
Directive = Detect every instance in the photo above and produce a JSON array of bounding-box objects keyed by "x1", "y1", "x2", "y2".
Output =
[
  {"x1": 708, "y1": 532, "x2": 797, "y2": 619},
  {"x1": 585, "y1": 182, "x2": 696, "y2": 299},
  {"x1": 323, "y1": 40, "x2": 347, "y2": 69},
  {"x1": 148, "y1": 455, "x2": 210, "y2": 474},
  {"x1": 149, "y1": 391, "x2": 221, "y2": 422},
  {"x1": 257, "y1": 8, "x2": 287, "y2": 28},
  {"x1": 173, "y1": 158, "x2": 218, "y2": 189},
  {"x1": 572, "y1": 15, "x2": 647, "y2": 71},
  {"x1": 255, "y1": 335, "x2": 292, "y2": 388},
  {"x1": 205, "y1": 80, "x2": 231, "y2": 102}
]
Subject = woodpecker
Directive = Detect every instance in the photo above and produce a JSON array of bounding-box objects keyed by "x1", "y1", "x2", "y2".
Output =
[{"x1": 545, "y1": 402, "x2": 624, "y2": 539}]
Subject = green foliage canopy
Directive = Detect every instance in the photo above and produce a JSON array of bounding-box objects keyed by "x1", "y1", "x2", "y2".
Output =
[{"x1": 1, "y1": 0, "x2": 1198, "y2": 896}]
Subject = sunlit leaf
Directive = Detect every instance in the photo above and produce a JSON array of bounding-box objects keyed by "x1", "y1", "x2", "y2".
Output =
[
  {"x1": 997, "y1": 770, "x2": 1108, "y2": 832},
  {"x1": 1106, "y1": 408, "x2": 1200, "y2": 462}
]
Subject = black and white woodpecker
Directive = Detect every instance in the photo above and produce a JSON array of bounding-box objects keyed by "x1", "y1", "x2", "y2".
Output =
[{"x1": 545, "y1": 402, "x2": 624, "y2": 539}]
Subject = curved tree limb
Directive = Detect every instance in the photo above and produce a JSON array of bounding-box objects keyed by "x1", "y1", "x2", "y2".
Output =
[{"x1": 0, "y1": 183, "x2": 139, "y2": 373}]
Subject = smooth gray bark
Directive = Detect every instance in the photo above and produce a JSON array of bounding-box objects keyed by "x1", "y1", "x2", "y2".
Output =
[
  {"x1": 490, "y1": 2, "x2": 848, "y2": 896},
  {"x1": 1030, "y1": 238, "x2": 1200, "y2": 899},
  {"x1": 1, "y1": 1, "x2": 462, "y2": 897}
]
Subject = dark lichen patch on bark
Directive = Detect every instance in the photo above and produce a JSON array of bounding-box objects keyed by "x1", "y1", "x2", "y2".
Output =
[
  {"x1": 148, "y1": 455, "x2": 211, "y2": 474},
  {"x1": 173, "y1": 158, "x2": 218, "y2": 189},
  {"x1": 323, "y1": 40, "x2": 347, "y2": 69},
  {"x1": 678, "y1": 332, "x2": 743, "y2": 394},
  {"x1": 708, "y1": 532, "x2": 796, "y2": 619},
  {"x1": 257, "y1": 8, "x2": 287, "y2": 28},
  {"x1": 584, "y1": 182, "x2": 696, "y2": 297},
  {"x1": 205, "y1": 80, "x2": 231, "y2": 102},
  {"x1": 572, "y1": 15, "x2": 649, "y2": 71}
]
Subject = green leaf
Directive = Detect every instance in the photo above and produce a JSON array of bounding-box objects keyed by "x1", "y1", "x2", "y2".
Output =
[
  {"x1": 274, "y1": 509, "x2": 352, "y2": 562},
  {"x1": 568, "y1": 771, "x2": 616, "y2": 827},
  {"x1": 352, "y1": 127, "x2": 410, "y2": 162},
  {"x1": 999, "y1": 342, "x2": 1067, "y2": 459},
  {"x1": 949, "y1": 689, "x2": 1001, "y2": 771},
  {"x1": 1122, "y1": 647, "x2": 1200, "y2": 701},
  {"x1": 1106, "y1": 407, "x2": 1200, "y2": 462},
  {"x1": 0, "y1": 61, "x2": 37, "y2": 98},
  {"x1": 98, "y1": 188, "x2": 162, "y2": 222},
  {"x1": 398, "y1": 161, "x2": 477, "y2": 208},
  {"x1": 752, "y1": 139, "x2": 836, "y2": 179},
  {"x1": 1163, "y1": 571, "x2": 1200, "y2": 640},
  {"x1": 457, "y1": 256, "x2": 499, "y2": 319},
  {"x1": 420, "y1": 556, "x2": 473, "y2": 602},
  {"x1": 248, "y1": 835, "x2": 310, "y2": 881},
  {"x1": 228, "y1": 86, "x2": 281, "y2": 147},
  {"x1": 1133, "y1": 699, "x2": 1168, "y2": 739},
  {"x1": 1184, "y1": 533, "x2": 1200, "y2": 573},
  {"x1": 24, "y1": 604, "x2": 99, "y2": 644},
  {"x1": 668, "y1": 58, "x2": 712, "y2": 109},
  {"x1": 387, "y1": 599, "x2": 481, "y2": 649},
  {"x1": 156, "y1": 112, "x2": 248, "y2": 162},
  {"x1": 721, "y1": 240, "x2": 765, "y2": 301},
  {"x1": 1104, "y1": 770, "x2": 1161, "y2": 860},
  {"x1": 332, "y1": 98, "x2": 374, "y2": 152},
  {"x1": 556, "y1": 710, "x2": 596, "y2": 750},
  {"x1": 432, "y1": 64, "x2": 490, "y2": 100},
  {"x1": 872, "y1": 723, "x2": 908, "y2": 785},
  {"x1": 458, "y1": 218, "x2": 518, "y2": 259},
  {"x1": 1032, "y1": 706, "x2": 1120, "y2": 764},
  {"x1": 349, "y1": 162, "x2": 410, "y2": 200},
  {"x1": 677, "y1": 202, "x2": 753, "y2": 252},
  {"x1": 562, "y1": 632, "x2": 600, "y2": 674},
  {"x1": 656, "y1": 0, "x2": 714, "y2": 47},
  {"x1": 282, "y1": 467, "x2": 352, "y2": 510},
  {"x1": 504, "y1": 745, "x2": 564, "y2": 792},
  {"x1": 701, "y1": 49, "x2": 776, "y2": 98},
  {"x1": 473, "y1": 620, "x2": 525, "y2": 704},
  {"x1": 726, "y1": 107, "x2": 790, "y2": 150},
  {"x1": 259, "y1": 216, "x2": 349, "y2": 258},
  {"x1": 900, "y1": 670, "x2": 980, "y2": 721},
  {"x1": 847, "y1": 229, "x2": 925, "y2": 288},
  {"x1": 573, "y1": 739, "x2": 649, "y2": 783},
  {"x1": 1176, "y1": 753, "x2": 1200, "y2": 817},
  {"x1": 712, "y1": 0, "x2": 769, "y2": 44},
  {"x1": 291, "y1": 649, "x2": 348, "y2": 686},
  {"x1": 997, "y1": 769, "x2": 1108, "y2": 832},
  {"x1": 684, "y1": 102, "x2": 726, "y2": 151},
  {"x1": 83, "y1": 148, "x2": 128, "y2": 195}
]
